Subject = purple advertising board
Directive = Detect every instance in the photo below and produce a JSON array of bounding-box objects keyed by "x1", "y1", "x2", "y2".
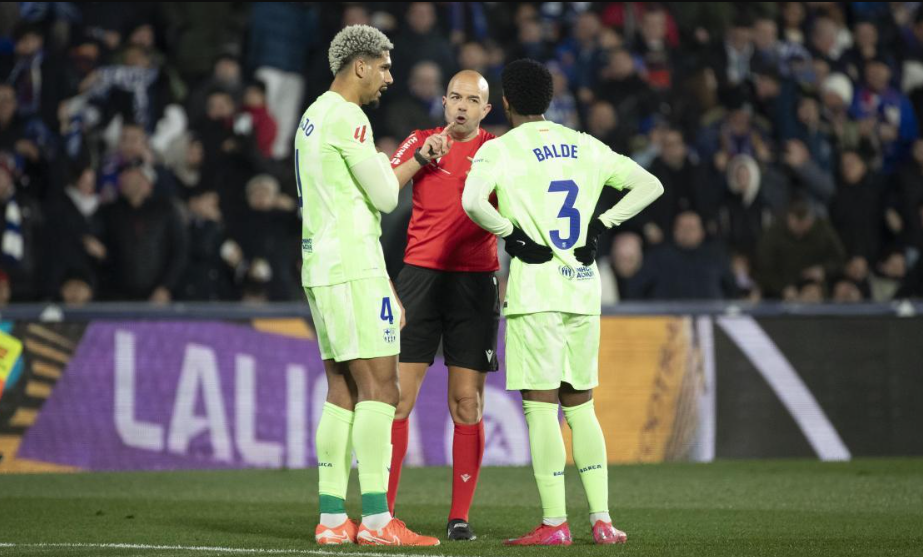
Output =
[{"x1": 17, "y1": 321, "x2": 530, "y2": 471}]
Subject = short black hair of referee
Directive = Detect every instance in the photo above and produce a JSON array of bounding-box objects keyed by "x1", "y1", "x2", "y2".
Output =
[{"x1": 501, "y1": 58, "x2": 554, "y2": 120}]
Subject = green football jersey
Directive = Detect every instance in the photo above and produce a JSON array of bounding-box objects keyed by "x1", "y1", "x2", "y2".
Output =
[
  {"x1": 467, "y1": 120, "x2": 639, "y2": 316},
  {"x1": 294, "y1": 91, "x2": 388, "y2": 287}
]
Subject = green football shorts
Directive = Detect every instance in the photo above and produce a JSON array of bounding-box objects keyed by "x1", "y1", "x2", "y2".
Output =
[
  {"x1": 505, "y1": 312, "x2": 600, "y2": 391},
  {"x1": 304, "y1": 277, "x2": 401, "y2": 362}
]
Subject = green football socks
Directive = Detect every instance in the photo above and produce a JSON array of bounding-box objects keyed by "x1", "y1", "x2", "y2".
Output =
[
  {"x1": 353, "y1": 400, "x2": 395, "y2": 519},
  {"x1": 523, "y1": 400, "x2": 567, "y2": 521},
  {"x1": 564, "y1": 399, "x2": 610, "y2": 517},
  {"x1": 316, "y1": 402, "x2": 354, "y2": 527}
]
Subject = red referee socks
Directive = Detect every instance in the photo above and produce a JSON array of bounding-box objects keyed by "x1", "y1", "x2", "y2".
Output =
[
  {"x1": 387, "y1": 418, "x2": 485, "y2": 521},
  {"x1": 387, "y1": 417, "x2": 409, "y2": 515},
  {"x1": 449, "y1": 420, "x2": 485, "y2": 522}
]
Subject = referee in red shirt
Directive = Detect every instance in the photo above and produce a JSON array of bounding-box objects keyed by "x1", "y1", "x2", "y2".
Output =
[{"x1": 386, "y1": 70, "x2": 497, "y2": 542}]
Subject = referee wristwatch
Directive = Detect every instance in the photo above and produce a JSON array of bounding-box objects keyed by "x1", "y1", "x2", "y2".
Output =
[{"x1": 413, "y1": 147, "x2": 432, "y2": 166}]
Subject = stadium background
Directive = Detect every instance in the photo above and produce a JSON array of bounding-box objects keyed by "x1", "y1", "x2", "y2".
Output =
[{"x1": 0, "y1": 3, "x2": 922, "y2": 556}]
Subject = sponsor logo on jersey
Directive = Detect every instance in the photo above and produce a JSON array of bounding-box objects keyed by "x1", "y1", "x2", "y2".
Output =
[
  {"x1": 302, "y1": 239, "x2": 313, "y2": 253},
  {"x1": 575, "y1": 266, "x2": 595, "y2": 281},
  {"x1": 579, "y1": 464, "x2": 603, "y2": 473},
  {"x1": 391, "y1": 134, "x2": 419, "y2": 162},
  {"x1": 383, "y1": 327, "x2": 397, "y2": 344},
  {"x1": 559, "y1": 266, "x2": 576, "y2": 280},
  {"x1": 354, "y1": 125, "x2": 367, "y2": 143}
]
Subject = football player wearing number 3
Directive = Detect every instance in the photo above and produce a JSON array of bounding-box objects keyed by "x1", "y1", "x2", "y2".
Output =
[
  {"x1": 295, "y1": 25, "x2": 438, "y2": 547},
  {"x1": 462, "y1": 59, "x2": 663, "y2": 547}
]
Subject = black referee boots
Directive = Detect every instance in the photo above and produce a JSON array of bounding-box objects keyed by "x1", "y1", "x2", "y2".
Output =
[{"x1": 447, "y1": 518, "x2": 477, "y2": 541}]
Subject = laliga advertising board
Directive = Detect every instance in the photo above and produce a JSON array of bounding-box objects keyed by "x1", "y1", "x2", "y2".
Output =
[{"x1": 13, "y1": 321, "x2": 530, "y2": 471}]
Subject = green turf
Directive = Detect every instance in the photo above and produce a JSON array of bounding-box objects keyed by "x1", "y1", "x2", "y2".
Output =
[{"x1": 1, "y1": 459, "x2": 922, "y2": 556}]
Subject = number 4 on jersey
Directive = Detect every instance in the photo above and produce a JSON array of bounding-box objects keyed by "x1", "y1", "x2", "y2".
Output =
[{"x1": 380, "y1": 297, "x2": 394, "y2": 324}]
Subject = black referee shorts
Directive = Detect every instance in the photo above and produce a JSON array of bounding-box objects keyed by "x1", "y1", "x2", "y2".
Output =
[{"x1": 396, "y1": 264, "x2": 500, "y2": 372}]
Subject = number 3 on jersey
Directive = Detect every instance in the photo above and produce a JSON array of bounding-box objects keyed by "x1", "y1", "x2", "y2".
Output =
[
  {"x1": 380, "y1": 297, "x2": 394, "y2": 324},
  {"x1": 548, "y1": 180, "x2": 581, "y2": 249}
]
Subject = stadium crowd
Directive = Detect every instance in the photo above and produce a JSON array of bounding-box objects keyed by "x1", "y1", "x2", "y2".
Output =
[{"x1": 1, "y1": 2, "x2": 922, "y2": 305}]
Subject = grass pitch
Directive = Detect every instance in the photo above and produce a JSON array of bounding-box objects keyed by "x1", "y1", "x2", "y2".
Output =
[{"x1": 1, "y1": 459, "x2": 922, "y2": 556}]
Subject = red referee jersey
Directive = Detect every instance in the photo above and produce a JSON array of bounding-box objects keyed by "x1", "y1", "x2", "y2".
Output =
[{"x1": 390, "y1": 127, "x2": 499, "y2": 272}]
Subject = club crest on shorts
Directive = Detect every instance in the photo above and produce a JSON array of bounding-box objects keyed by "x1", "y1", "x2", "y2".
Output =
[{"x1": 383, "y1": 326, "x2": 397, "y2": 344}]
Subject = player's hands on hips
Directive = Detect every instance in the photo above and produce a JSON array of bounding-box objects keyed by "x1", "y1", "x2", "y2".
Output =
[
  {"x1": 574, "y1": 218, "x2": 608, "y2": 266},
  {"x1": 420, "y1": 122, "x2": 455, "y2": 161},
  {"x1": 504, "y1": 226, "x2": 553, "y2": 264}
]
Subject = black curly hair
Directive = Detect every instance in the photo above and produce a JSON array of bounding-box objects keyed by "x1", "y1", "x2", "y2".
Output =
[{"x1": 502, "y1": 59, "x2": 554, "y2": 116}]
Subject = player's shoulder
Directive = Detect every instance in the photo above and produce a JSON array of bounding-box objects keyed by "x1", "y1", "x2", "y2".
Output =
[{"x1": 479, "y1": 127, "x2": 498, "y2": 143}]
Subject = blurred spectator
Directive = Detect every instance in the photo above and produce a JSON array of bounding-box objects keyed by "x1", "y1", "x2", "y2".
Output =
[
  {"x1": 829, "y1": 151, "x2": 885, "y2": 266},
  {"x1": 897, "y1": 249, "x2": 923, "y2": 299},
  {"x1": 851, "y1": 57, "x2": 920, "y2": 173},
  {"x1": 458, "y1": 41, "x2": 504, "y2": 125},
  {"x1": 393, "y1": 3, "x2": 457, "y2": 85},
  {"x1": 841, "y1": 20, "x2": 892, "y2": 84},
  {"x1": 0, "y1": 23, "x2": 66, "y2": 131},
  {"x1": 646, "y1": 128, "x2": 715, "y2": 241},
  {"x1": 809, "y1": 16, "x2": 844, "y2": 69},
  {"x1": 0, "y1": 154, "x2": 42, "y2": 301},
  {"x1": 58, "y1": 269, "x2": 95, "y2": 306},
  {"x1": 608, "y1": 232, "x2": 644, "y2": 301},
  {"x1": 248, "y1": 2, "x2": 318, "y2": 159},
  {"x1": 99, "y1": 164, "x2": 187, "y2": 302},
  {"x1": 229, "y1": 174, "x2": 298, "y2": 301},
  {"x1": 711, "y1": 16, "x2": 754, "y2": 91},
  {"x1": 385, "y1": 61, "x2": 444, "y2": 140},
  {"x1": 756, "y1": 197, "x2": 846, "y2": 299},
  {"x1": 99, "y1": 123, "x2": 175, "y2": 201},
  {"x1": 820, "y1": 73, "x2": 867, "y2": 154},
  {"x1": 896, "y1": 140, "x2": 923, "y2": 251},
  {"x1": 593, "y1": 48, "x2": 655, "y2": 135},
  {"x1": 631, "y1": 211, "x2": 736, "y2": 300},
  {"x1": 793, "y1": 95, "x2": 834, "y2": 173},
  {"x1": 194, "y1": 89, "x2": 261, "y2": 218},
  {"x1": 0, "y1": 82, "x2": 51, "y2": 201},
  {"x1": 779, "y1": 138, "x2": 835, "y2": 214},
  {"x1": 870, "y1": 248, "x2": 908, "y2": 302},
  {"x1": 901, "y1": 9, "x2": 923, "y2": 61},
  {"x1": 164, "y1": 3, "x2": 245, "y2": 87},
  {"x1": 240, "y1": 80, "x2": 277, "y2": 159},
  {"x1": 186, "y1": 54, "x2": 243, "y2": 127},
  {"x1": 178, "y1": 189, "x2": 240, "y2": 301},
  {"x1": 752, "y1": 16, "x2": 812, "y2": 80},
  {"x1": 545, "y1": 64, "x2": 580, "y2": 129},
  {"x1": 163, "y1": 132, "x2": 205, "y2": 199},
  {"x1": 632, "y1": 7, "x2": 674, "y2": 90},
  {"x1": 0, "y1": 270, "x2": 10, "y2": 307},
  {"x1": 832, "y1": 276, "x2": 864, "y2": 303},
  {"x1": 796, "y1": 279, "x2": 825, "y2": 303},
  {"x1": 780, "y1": 2, "x2": 808, "y2": 45},
  {"x1": 509, "y1": 15, "x2": 552, "y2": 62},
  {"x1": 43, "y1": 163, "x2": 104, "y2": 299},
  {"x1": 585, "y1": 101, "x2": 630, "y2": 155},
  {"x1": 555, "y1": 11, "x2": 605, "y2": 97},
  {"x1": 80, "y1": 44, "x2": 175, "y2": 134},
  {"x1": 702, "y1": 94, "x2": 772, "y2": 177},
  {"x1": 718, "y1": 154, "x2": 773, "y2": 260}
]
